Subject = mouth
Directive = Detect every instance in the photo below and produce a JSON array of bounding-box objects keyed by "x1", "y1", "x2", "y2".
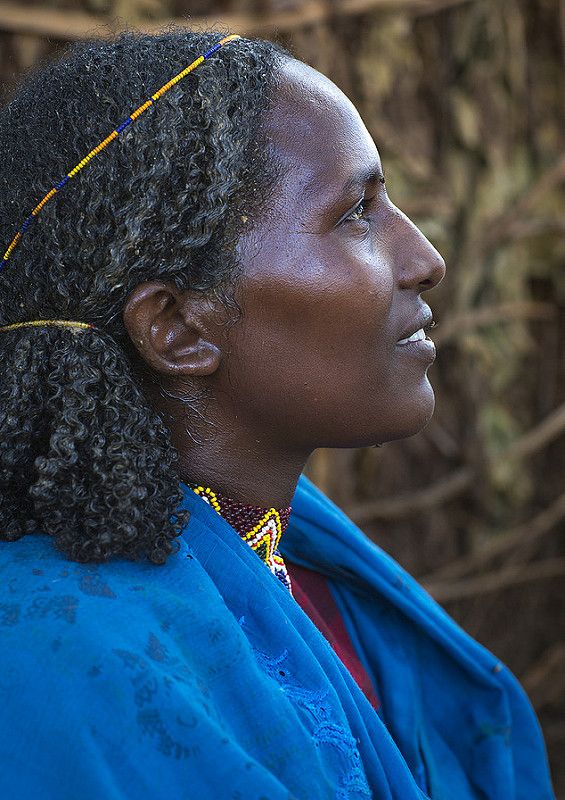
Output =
[
  {"x1": 397, "y1": 311, "x2": 436, "y2": 345},
  {"x1": 397, "y1": 327, "x2": 429, "y2": 345}
]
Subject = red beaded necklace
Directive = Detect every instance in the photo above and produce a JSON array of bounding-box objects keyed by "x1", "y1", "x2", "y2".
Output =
[{"x1": 189, "y1": 484, "x2": 293, "y2": 594}]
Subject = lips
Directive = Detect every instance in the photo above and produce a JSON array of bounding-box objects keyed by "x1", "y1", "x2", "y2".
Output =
[
  {"x1": 396, "y1": 307, "x2": 434, "y2": 344},
  {"x1": 397, "y1": 328, "x2": 427, "y2": 345}
]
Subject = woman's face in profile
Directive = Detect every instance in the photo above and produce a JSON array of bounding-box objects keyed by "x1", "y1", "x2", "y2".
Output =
[{"x1": 221, "y1": 58, "x2": 446, "y2": 453}]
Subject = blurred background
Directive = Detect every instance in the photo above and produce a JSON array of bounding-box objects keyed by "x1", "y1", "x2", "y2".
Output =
[{"x1": 0, "y1": 0, "x2": 563, "y2": 792}]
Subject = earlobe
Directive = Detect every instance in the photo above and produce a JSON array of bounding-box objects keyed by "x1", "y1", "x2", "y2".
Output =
[
  {"x1": 170, "y1": 339, "x2": 222, "y2": 376},
  {"x1": 122, "y1": 280, "x2": 222, "y2": 378}
]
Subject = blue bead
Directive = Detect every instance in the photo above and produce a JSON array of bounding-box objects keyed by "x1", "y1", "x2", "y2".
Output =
[
  {"x1": 204, "y1": 43, "x2": 222, "y2": 59},
  {"x1": 2, "y1": 35, "x2": 237, "y2": 266},
  {"x1": 116, "y1": 118, "x2": 133, "y2": 134}
]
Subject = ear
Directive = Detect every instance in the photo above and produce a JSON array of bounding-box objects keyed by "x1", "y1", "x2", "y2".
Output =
[{"x1": 122, "y1": 281, "x2": 222, "y2": 377}]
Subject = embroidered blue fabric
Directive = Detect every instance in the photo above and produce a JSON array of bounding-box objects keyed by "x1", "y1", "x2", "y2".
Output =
[
  {"x1": 0, "y1": 475, "x2": 555, "y2": 799},
  {"x1": 240, "y1": 619, "x2": 371, "y2": 800}
]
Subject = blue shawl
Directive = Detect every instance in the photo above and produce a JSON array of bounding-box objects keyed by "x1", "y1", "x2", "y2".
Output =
[{"x1": 0, "y1": 475, "x2": 554, "y2": 799}]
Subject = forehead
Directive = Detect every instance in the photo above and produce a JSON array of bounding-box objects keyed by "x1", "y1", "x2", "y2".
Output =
[{"x1": 265, "y1": 58, "x2": 381, "y2": 198}]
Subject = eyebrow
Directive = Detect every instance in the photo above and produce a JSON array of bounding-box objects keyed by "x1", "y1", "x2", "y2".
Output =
[
  {"x1": 304, "y1": 162, "x2": 385, "y2": 203},
  {"x1": 298, "y1": 162, "x2": 386, "y2": 227},
  {"x1": 308, "y1": 163, "x2": 385, "y2": 219},
  {"x1": 337, "y1": 164, "x2": 385, "y2": 198}
]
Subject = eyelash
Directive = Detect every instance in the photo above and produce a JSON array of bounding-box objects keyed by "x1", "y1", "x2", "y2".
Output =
[
  {"x1": 347, "y1": 199, "x2": 369, "y2": 223},
  {"x1": 344, "y1": 196, "x2": 373, "y2": 226},
  {"x1": 341, "y1": 178, "x2": 386, "y2": 227}
]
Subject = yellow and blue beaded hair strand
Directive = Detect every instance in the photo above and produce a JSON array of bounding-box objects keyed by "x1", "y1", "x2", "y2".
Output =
[{"x1": 1, "y1": 33, "x2": 241, "y2": 271}]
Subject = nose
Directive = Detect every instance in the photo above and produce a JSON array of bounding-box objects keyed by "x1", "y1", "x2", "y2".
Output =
[{"x1": 393, "y1": 207, "x2": 446, "y2": 292}]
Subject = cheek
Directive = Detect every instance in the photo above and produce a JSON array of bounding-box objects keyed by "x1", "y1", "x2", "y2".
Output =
[{"x1": 227, "y1": 249, "x2": 396, "y2": 423}]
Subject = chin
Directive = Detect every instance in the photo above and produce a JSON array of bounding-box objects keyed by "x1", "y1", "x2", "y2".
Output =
[
  {"x1": 399, "y1": 386, "x2": 436, "y2": 439},
  {"x1": 374, "y1": 384, "x2": 436, "y2": 445},
  {"x1": 325, "y1": 380, "x2": 437, "y2": 448}
]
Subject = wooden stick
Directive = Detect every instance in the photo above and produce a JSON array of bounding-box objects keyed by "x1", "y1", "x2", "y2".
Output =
[
  {"x1": 424, "y1": 557, "x2": 565, "y2": 602},
  {"x1": 347, "y1": 466, "x2": 473, "y2": 523},
  {"x1": 0, "y1": 0, "x2": 474, "y2": 42},
  {"x1": 481, "y1": 155, "x2": 565, "y2": 253},
  {"x1": 561, "y1": 0, "x2": 565, "y2": 69},
  {"x1": 346, "y1": 401, "x2": 565, "y2": 521},
  {"x1": 420, "y1": 491, "x2": 565, "y2": 583},
  {"x1": 433, "y1": 301, "x2": 556, "y2": 346},
  {"x1": 520, "y1": 643, "x2": 565, "y2": 701},
  {"x1": 495, "y1": 402, "x2": 565, "y2": 466}
]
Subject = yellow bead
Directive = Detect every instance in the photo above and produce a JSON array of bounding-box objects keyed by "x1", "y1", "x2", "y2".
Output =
[{"x1": 2, "y1": 35, "x2": 241, "y2": 265}]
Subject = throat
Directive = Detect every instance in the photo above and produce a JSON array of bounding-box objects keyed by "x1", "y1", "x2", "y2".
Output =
[{"x1": 189, "y1": 483, "x2": 293, "y2": 594}]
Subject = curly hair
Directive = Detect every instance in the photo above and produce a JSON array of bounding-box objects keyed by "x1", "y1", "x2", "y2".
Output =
[{"x1": 0, "y1": 26, "x2": 292, "y2": 565}]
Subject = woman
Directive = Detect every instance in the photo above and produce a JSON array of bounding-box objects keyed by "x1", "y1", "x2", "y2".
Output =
[{"x1": 0, "y1": 28, "x2": 554, "y2": 799}]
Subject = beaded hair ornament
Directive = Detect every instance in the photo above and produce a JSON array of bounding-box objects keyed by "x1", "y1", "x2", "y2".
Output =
[{"x1": 0, "y1": 33, "x2": 241, "y2": 335}]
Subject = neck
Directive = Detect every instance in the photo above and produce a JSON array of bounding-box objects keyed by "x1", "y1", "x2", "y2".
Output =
[
  {"x1": 149, "y1": 378, "x2": 312, "y2": 508},
  {"x1": 176, "y1": 430, "x2": 310, "y2": 509}
]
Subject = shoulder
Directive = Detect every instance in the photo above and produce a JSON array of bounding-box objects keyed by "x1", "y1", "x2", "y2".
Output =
[
  {"x1": 0, "y1": 531, "x2": 190, "y2": 628},
  {"x1": 0, "y1": 530, "x2": 250, "y2": 705},
  {"x1": 0, "y1": 530, "x2": 238, "y2": 656},
  {"x1": 0, "y1": 532, "x2": 258, "y2": 799}
]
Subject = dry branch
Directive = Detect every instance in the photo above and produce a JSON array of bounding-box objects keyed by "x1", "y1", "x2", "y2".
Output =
[
  {"x1": 346, "y1": 402, "x2": 565, "y2": 521},
  {"x1": 433, "y1": 301, "x2": 556, "y2": 347},
  {"x1": 424, "y1": 557, "x2": 565, "y2": 602},
  {"x1": 421, "y1": 490, "x2": 565, "y2": 583},
  {"x1": 0, "y1": 0, "x2": 474, "y2": 41},
  {"x1": 347, "y1": 466, "x2": 473, "y2": 523},
  {"x1": 481, "y1": 155, "x2": 565, "y2": 253},
  {"x1": 497, "y1": 402, "x2": 565, "y2": 466},
  {"x1": 520, "y1": 643, "x2": 565, "y2": 708}
]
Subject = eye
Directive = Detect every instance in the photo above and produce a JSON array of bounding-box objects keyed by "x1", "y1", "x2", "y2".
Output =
[
  {"x1": 343, "y1": 194, "x2": 377, "y2": 226},
  {"x1": 346, "y1": 199, "x2": 369, "y2": 224},
  {"x1": 338, "y1": 178, "x2": 385, "y2": 228}
]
